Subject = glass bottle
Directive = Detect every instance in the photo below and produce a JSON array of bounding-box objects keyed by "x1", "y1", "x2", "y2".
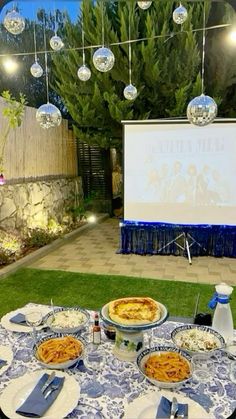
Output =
[{"x1": 92, "y1": 313, "x2": 101, "y2": 345}]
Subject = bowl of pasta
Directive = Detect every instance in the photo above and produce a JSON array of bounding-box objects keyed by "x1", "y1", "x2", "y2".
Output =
[
  {"x1": 34, "y1": 334, "x2": 85, "y2": 369},
  {"x1": 44, "y1": 307, "x2": 90, "y2": 334},
  {"x1": 137, "y1": 346, "x2": 192, "y2": 389},
  {"x1": 171, "y1": 324, "x2": 225, "y2": 355}
]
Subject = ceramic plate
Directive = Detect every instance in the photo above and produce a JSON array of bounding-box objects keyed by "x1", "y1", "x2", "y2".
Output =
[
  {"x1": 34, "y1": 333, "x2": 85, "y2": 370},
  {"x1": 100, "y1": 301, "x2": 168, "y2": 331},
  {"x1": 124, "y1": 390, "x2": 212, "y2": 419},
  {"x1": 0, "y1": 345, "x2": 13, "y2": 376},
  {"x1": 137, "y1": 345, "x2": 192, "y2": 389},
  {"x1": 1, "y1": 306, "x2": 51, "y2": 333},
  {"x1": 171, "y1": 324, "x2": 225, "y2": 354},
  {"x1": 44, "y1": 307, "x2": 90, "y2": 334},
  {"x1": 0, "y1": 369, "x2": 80, "y2": 419}
]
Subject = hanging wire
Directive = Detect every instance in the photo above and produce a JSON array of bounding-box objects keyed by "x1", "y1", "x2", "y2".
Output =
[
  {"x1": 33, "y1": 22, "x2": 38, "y2": 62},
  {"x1": 54, "y1": 1, "x2": 57, "y2": 35},
  {"x1": 43, "y1": 17, "x2": 50, "y2": 103},
  {"x1": 128, "y1": 6, "x2": 132, "y2": 85},
  {"x1": 0, "y1": 23, "x2": 230, "y2": 58},
  {"x1": 201, "y1": 2, "x2": 206, "y2": 94},
  {"x1": 81, "y1": 6, "x2": 85, "y2": 65},
  {"x1": 101, "y1": 0, "x2": 105, "y2": 46}
]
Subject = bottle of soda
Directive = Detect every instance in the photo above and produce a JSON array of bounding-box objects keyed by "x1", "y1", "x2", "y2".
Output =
[{"x1": 92, "y1": 313, "x2": 101, "y2": 345}]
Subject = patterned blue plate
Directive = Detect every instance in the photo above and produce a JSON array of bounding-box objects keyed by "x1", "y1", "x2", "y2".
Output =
[
  {"x1": 171, "y1": 324, "x2": 225, "y2": 354},
  {"x1": 100, "y1": 300, "x2": 168, "y2": 332}
]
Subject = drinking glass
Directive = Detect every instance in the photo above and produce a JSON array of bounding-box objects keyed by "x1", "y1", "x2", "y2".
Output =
[
  {"x1": 84, "y1": 343, "x2": 106, "y2": 397},
  {"x1": 192, "y1": 353, "x2": 215, "y2": 382},
  {"x1": 25, "y1": 311, "x2": 43, "y2": 344}
]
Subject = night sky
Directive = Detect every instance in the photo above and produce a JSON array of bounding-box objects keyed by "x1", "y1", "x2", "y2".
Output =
[{"x1": 0, "y1": 1, "x2": 80, "y2": 22}]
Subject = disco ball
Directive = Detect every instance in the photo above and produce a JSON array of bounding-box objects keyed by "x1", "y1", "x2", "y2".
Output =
[
  {"x1": 93, "y1": 47, "x2": 115, "y2": 72},
  {"x1": 30, "y1": 61, "x2": 43, "y2": 78},
  {"x1": 187, "y1": 94, "x2": 218, "y2": 127},
  {"x1": 173, "y1": 4, "x2": 188, "y2": 24},
  {"x1": 123, "y1": 84, "x2": 138, "y2": 101},
  {"x1": 77, "y1": 64, "x2": 91, "y2": 81},
  {"x1": 137, "y1": 1, "x2": 152, "y2": 10},
  {"x1": 49, "y1": 35, "x2": 64, "y2": 51},
  {"x1": 3, "y1": 10, "x2": 25, "y2": 35},
  {"x1": 36, "y1": 103, "x2": 62, "y2": 129},
  {"x1": 138, "y1": 1, "x2": 152, "y2": 10}
]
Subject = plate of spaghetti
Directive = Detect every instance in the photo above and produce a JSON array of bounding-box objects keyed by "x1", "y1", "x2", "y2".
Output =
[
  {"x1": 137, "y1": 346, "x2": 192, "y2": 389},
  {"x1": 34, "y1": 334, "x2": 85, "y2": 369}
]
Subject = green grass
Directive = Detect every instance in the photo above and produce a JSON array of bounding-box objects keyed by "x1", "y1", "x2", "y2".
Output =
[{"x1": 0, "y1": 268, "x2": 235, "y2": 324}]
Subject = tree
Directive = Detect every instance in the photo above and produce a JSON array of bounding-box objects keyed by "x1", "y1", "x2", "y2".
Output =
[
  {"x1": 52, "y1": 0, "x2": 205, "y2": 151},
  {"x1": 0, "y1": 91, "x2": 27, "y2": 173}
]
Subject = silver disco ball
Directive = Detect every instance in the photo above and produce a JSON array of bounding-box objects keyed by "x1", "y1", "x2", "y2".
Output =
[
  {"x1": 36, "y1": 103, "x2": 62, "y2": 129},
  {"x1": 3, "y1": 10, "x2": 25, "y2": 35},
  {"x1": 123, "y1": 84, "x2": 138, "y2": 101},
  {"x1": 137, "y1": 1, "x2": 152, "y2": 10},
  {"x1": 173, "y1": 5, "x2": 188, "y2": 24},
  {"x1": 30, "y1": 61, "x2": 43, "y2": 78},
  {"x1": 77, "y1": 64, "x2": 91, "y2": 81},
  {"x1": 49, "y1": 35, "x2": 64, "y2": 51},
  {"x1": 93, "y1": 47, "x2": 115, "y2": 72},
  {"x1": 187, "y1": 94, "x2": 218, "y2": 126}
]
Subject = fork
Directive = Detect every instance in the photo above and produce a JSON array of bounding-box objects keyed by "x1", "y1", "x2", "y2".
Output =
[{"x1": 44, "y1": 382, "x2": 60, "y2": 399}]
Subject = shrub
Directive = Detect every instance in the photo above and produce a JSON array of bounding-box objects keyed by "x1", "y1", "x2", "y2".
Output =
[
  {"x1": 24, "y1": 228, "x2": 58, "y2": 248},
  {"x1": 0, "y1": 229, "x2": 23, "y2": 265}
]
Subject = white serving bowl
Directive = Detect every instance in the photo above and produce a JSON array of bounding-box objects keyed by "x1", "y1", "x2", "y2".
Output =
[
  {"x1": 171, "y1": 324, "x2": 225, "y2": 355},
  {"x1": 34, "y1": 333, "x2": 85, "y2": 370},
  {"x1": 137, "y1": 345, "x2": 192, "y2": 389},
  {"x1": 44, "y1": 307, "x2": 90, "y2": 334}
]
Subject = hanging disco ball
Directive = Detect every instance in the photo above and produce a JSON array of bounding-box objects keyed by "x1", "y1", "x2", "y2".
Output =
[
  {"x1": 77, "y1": 64, "x2": 91, "y2": 81},
  {"x1": 173, "y1": 4, "x2": 188, "y2": 25},
  {"x1": 3, "y1": 10, "x2": 25, "y2": 35},
  {"x1": 30, "y1": 61, "x2": 43, "y2": 78},
  {"x1": 36, "y1": 103, "x2": 62, "y2": 129},
  {"x1": 93, "y1": 47, "x2": 115, "y2": 72},
  {"x1": 49, "y1": 35, "x2": 64, "y2": 51},
  {"x1": 123, "y1": 84, "x2": 138, "y2": 101},
  {"x1": 187, "y1": 94, "x2": 217, "y2": 127},
  {"x1": 137, "y1": 1, "x2": 152, "y2": 10}
]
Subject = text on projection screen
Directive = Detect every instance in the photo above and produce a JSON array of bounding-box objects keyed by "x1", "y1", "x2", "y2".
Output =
[{"x1": 124, "y1": 123, "x2": 236, "y2": 225}]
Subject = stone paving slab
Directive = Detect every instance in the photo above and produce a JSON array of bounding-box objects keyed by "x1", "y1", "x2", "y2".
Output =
[{"x1": 30, "y1": 218, "x2": 236, "y2": 286}]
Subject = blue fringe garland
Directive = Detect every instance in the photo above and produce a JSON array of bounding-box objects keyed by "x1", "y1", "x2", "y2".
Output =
[{"x1": 119, "y1": 222, "x2": 236, "y2": 257}]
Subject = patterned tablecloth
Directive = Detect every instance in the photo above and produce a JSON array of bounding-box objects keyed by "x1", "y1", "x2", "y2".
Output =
[{"x1": 0, "y1": 303, "x2": 235, "y2": 419}]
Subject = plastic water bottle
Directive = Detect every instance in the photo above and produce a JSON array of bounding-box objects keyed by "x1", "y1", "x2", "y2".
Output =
[{"x1": 209, "y1": 283, "x2": 234, "y2": 345}]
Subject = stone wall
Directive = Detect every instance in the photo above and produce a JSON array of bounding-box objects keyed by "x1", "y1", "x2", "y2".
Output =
[{"x1": 0, "y1": 177, "x2": 83, "y2": 231}]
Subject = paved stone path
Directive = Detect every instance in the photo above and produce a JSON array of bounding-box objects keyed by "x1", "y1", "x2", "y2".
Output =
[{"x1": 30, "y1": 218, "x2": 236, "y2": 285}]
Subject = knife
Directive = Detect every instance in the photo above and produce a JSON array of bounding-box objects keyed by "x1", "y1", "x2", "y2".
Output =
[
  {"x1": 41, "y1": 371, "x2": 56, "y2": 394},
  {"x1": 170, "y1": 397, "x2": 178, "y2": 419}
]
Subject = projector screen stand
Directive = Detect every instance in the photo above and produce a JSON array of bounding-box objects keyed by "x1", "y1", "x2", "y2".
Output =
[{"x1": 158, "y1": 232, "x2": 205, "y2": 265}]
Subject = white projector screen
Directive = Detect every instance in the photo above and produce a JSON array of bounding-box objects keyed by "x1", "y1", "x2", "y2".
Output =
[{"x1": 123, "y1": 121, "x2": 236, "y2": 226}]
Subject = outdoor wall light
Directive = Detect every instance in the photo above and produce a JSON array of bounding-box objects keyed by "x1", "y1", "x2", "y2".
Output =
[
  {"x1": 3, "y1": 57, "x2": 18, "y2": 73},
  {"x1": 229, "y1": 30, "x2": 236, "y2": 42},
  {"x1": 87, "y1": 215, "x2": 96, "y2": 223}
]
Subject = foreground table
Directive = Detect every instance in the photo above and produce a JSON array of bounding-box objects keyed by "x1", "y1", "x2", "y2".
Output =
[{"x1": 0, "y1": 303, "x2": 235, "y2": 419}]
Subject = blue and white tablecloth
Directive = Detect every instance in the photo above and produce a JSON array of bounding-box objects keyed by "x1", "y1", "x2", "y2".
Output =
[{"x1": 0, "y1": 303, "x2": 235, "y2": 419}]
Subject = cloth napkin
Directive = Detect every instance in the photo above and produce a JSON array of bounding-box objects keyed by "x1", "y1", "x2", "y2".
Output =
[
  {"x1": 10, "y1": 313, "x2": 27, "y2": 325},
  {"x1": 16, "y1": 373, "x2": 65, "y2": 417},
  {"x1": 156, "y1": 396, "x2": 188, "y2": 419}
]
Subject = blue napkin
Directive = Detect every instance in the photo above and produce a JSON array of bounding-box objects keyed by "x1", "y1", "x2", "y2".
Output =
[
  {"x1": 10, "y1": 313, "x2": 27, "y2": 325},
  {"x1": 16, "y1": 373, "x2": 65, "y2": 417},
  {"x1": 156, "y1": 396, "x2": 188, "y2": 419},
  {"x1": 0, "y1": 359, "x2": 7, "y2": 369}
]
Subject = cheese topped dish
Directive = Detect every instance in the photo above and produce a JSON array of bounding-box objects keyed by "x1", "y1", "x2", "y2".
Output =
[{"x1": 108, "y1": 297, "x2": 161, "y2": 325}]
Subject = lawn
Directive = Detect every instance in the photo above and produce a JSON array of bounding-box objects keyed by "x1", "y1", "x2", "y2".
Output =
[{"x1": 0, "y1": 268, "x2": 235, "y2": 324}]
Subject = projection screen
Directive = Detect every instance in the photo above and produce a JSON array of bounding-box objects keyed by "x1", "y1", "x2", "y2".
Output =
[{"x1": 123, "y1": 121, "x2": 236, "y2": 226}]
